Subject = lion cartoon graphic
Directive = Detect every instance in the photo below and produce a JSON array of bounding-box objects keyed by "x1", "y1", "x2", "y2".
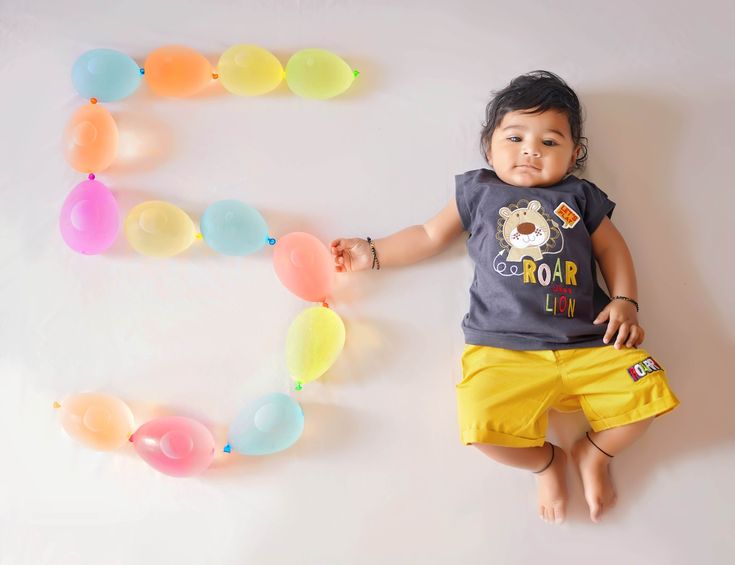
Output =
[{"x1": 498, "y1": 200, "x2": 555, "y2": 262}]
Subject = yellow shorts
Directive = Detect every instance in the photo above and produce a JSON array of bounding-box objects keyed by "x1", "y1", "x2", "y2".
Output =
[{"x1": 456, "y1": 344, "x2": 679, "y2": 448}]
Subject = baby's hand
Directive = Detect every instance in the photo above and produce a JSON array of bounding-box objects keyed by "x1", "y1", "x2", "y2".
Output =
[
  {"x1": 593, "y1": 300, "x2": 645, "y2": 349},
  {"x1": 330, "y1": 238, "x2": 372, "y2": 272}
]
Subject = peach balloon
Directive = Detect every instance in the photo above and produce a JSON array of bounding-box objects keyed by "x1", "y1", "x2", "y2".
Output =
[
  {"x1": 130, "y1": 416, "x2": 215, "y2": 477},
  {"x1": 56, "y1": 393, "x2": 134, "y2": 451},
  {"x1": 63, "y1": 103, "x2": 118, "y2": 173},
  {"x1": 272, "y1": 232, "x2": 334, "y2": 302},
  {"x1": 144, "y1": 46, "x2": 213, "y2": 97}
]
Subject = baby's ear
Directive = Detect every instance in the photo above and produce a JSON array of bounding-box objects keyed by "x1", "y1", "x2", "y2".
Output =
[
  {"x1": 528, "y1": 200, "x2": 541, "y2": 212},
  {"x1": 499, "y1": 207, "x2": 512, "y2": 219}
]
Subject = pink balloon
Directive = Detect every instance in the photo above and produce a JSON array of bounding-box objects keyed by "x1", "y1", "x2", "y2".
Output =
[
  {"x1": 130, "y1": 416, "x2": 215, "y2": 477},
  {"x1": 59, "y1": 176, "x2": 119, "y2": 254},
  {"x1": 272, "y1": 232, "x2": 334, "y2": 302}
]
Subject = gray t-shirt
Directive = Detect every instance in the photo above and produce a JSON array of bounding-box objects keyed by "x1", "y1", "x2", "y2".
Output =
[{"x1": 456, "y1": 168, "x2": 616, "y2": 350}]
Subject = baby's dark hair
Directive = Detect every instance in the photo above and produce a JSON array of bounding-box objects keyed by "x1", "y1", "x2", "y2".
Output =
[{"x1": 480, "y1": 70, "x2": 588, "y2": 171}]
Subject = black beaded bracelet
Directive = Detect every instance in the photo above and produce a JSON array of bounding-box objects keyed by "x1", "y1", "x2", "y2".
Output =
[
  {"x1": 611, "y1": 295, "x2": 639, "y2": 311},
  {"x1": 366, "y1": 237, "x2": 380, "y2": 270}
]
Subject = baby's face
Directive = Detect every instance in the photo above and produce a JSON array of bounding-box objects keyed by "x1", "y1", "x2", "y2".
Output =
[{"x1": 487, "y1": 109, "x2": 580, "y2": 188}]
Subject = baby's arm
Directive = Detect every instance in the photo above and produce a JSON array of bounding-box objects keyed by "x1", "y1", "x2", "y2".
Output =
[
  {"x1": 330, "y1": 198, "x2": 464, "y2": 272},
  {"x1": 591, "y1": 217, "x2": 644, "y2": 349}
]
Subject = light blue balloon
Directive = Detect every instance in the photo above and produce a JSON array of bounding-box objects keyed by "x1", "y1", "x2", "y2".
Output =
[
  {"x1": 226, "y1": 393, "x2": 304, "y2": 455},
  {"x1": 72, "y1": 49, "x2": 142, "y2": 102},
  {"x1": 200, "y1": 200, "x2": 269, "y2": 256}
]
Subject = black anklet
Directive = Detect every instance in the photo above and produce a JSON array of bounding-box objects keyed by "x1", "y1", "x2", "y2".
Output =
[
  {"x1": 586, "y1": 432, "x2": 614, "y2": 458},
  {"x1": 532, "y1": 443, "x2": 555, "y2": 474}
]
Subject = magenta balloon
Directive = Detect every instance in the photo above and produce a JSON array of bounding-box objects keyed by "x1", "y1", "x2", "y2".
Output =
[
  {"x1": 59, "y1": 177, "x2": 119, "y2": 254},
  {"x1": 130, "y1": 416, "x2": 215, "y2": 477},
  {"x1": 272, "y1": 232, "x2": 334, "y2": 302}
]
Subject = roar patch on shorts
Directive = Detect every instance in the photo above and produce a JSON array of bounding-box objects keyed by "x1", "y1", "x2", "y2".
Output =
[{"x1": 627, "y1": 357, "x2": 662, "y2": 382}]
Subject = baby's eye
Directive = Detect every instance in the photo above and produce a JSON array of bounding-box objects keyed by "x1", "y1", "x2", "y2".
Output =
[
  {"x1": 507, "y1": 136, "x2": 521, "y2": 142},
  {"x1": 543, "y1": 139, "x2": 558, "y2": 146}
]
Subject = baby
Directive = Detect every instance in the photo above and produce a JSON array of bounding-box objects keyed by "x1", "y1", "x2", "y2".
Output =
[{"x1": 330, "y1": 71, "x2": 679, "y2": 524}]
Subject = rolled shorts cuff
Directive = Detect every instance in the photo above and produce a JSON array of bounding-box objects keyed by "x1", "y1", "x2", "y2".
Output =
[
  {"x1": 588, "y1": 393, "x2": 680, "y2": 433},
  {"x1": 461, "y1": 428, "x2": 546, "y2": 448}
]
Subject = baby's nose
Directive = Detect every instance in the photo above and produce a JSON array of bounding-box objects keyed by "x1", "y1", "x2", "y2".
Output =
[{"x1": 517, "y1": 222, "x2": 536, "y2": 235}]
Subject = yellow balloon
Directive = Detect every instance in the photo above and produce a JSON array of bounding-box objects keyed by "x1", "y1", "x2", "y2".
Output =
[
  {"x1": 218, "y1": 45, "x2": 284, "y2": 96},
  {"x1": 286, "y1": 306, "x2": 346, "y2": 386},
  {"x1": 285, "y1": 48, "x2": 356, "y2": 100},
  {"x1": 125, "y1": 201, "x2": 196, "y2": 257},
  {"x1": 55, "y1": 393, "x2": 134, "y2": 451}
]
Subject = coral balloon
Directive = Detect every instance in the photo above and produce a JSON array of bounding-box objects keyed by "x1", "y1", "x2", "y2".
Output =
[
  {"x1": 286, "y1": 306, "x2": 346, "y2": 387},
  {"x1": 59, "y1": 176, "x2": 119, "y2": 255},
  {"x1": 71, "y1": 48, "x2": 142, "y2": 102},
  {"x1": 144, "y1": 46, "x2": 213, "y2": 97},
  {"x1": 56, "y1": 393, "x2": 134, "y2": 451},
  {"x1": 285, "y1": 48, "x2": 356, "y2": 99},
  {"x1": 124, "y1": 201, "x2": 196, "y2": 257},
  {"x1": 272, "y1": 232, "x2": 334, "y2": 302},
  {"x1": 200, "y1": 200, "x2": 269, "y2": 256},
  {"x1": 130, "y1": 416, "x2": 215, "y2": 477},
  {"x1": 63, "y1": 103, "x2": 118, "y2": 173},
  {"x1": 225, "y1": 393, "x2": 304, "y2": 455},
  {"x1": 217, "y1": 45, "x2": 284, "y2": 96}
]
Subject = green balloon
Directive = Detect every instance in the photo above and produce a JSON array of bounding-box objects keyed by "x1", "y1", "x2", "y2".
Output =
[{"x1": 285, "y1": 49, "x2": 356, "y2": 100}]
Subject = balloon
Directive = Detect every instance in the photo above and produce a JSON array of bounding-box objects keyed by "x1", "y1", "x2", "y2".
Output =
[
  {"x1": 72, "y1": 49, "x2": 142, "y2": 102},
  {"x1": 217, "y1": 45, "x2": 284, "y2": 96},
  {"x1": 124, "y1": 201, "x2": 196, "y2": 257},
  {"x1": 200, "y1": 200, "x2": 269, "y2": 256},
  {"x1": 144, "y1": 46, "x2": 213, "y2": 97},
  {"x1": 285, "y1": 49, "x2": 356, "y2": 99},
  {"x1": 59, "y1": 176, "x2": 119, "y2": 255},
  {"x1": 63, "y1": 103, "x2": 118, "y2": 173},
  {"x1": 55, "y1": 393, "x2": 134, "y2": 451},
  {"x1": 272, "y1": 232, "x2": 334, "y2": 302},
  {"x1": 286, "y1": 305, "x2": 346, "y2": 386},
  {"x1": 225, "y1": 393, "x2": 304, "y2": 455},
  {"x1": 130, "y1": 416, "x2": 215, "y2": 477}
]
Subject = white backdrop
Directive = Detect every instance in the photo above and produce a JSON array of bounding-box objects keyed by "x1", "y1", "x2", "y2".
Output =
[{"x1": 1, "y1": 1, "x2": 734, "y2": 564}]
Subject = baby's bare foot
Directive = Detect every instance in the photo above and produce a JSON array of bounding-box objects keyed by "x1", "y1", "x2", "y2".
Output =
[
  {"x1": 534, "y1": 444, "x2": 567, "y2": 524},
  {"x1": 572, "y1": 435, "x2": 617, "y2": 523}
]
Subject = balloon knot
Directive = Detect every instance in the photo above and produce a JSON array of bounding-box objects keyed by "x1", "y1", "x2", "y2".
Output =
[
  {"x1": 353, "y1": 70, "x2": 360, "y2": 78},
  {"x1": 295, "y1": 382, "x2": 303, "y2": 391},
  {"x1": 88, "y1": 173, "x2": 95, "y2": 180},
  {"x1": 52, "y1": 401, "x2": 61, "y2": 409},
  {"x1": 267, "y1": 237, "x2": 276, "y2": 245},
  {"x1": 212, "y1": 73, "x2": 219, "y2": 79},
  {"x1": 139, "y1": 68, "x2": 145, "y2": 75},
  {"x1": 223, "y1": 443, "x2": 231, "y2": 453},
  {"x1": 90, "y1": 98, "x2": 97, "y2": 104},
  {"x1": 322, "y1": 302, "x2": 329, "y2": 308},
  {"x1": 195, "y1": 233, "x2": 203, "y2": 240}
]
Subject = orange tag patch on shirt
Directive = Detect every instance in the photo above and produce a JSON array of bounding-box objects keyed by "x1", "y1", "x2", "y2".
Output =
[{"x1": 554, "y1": 202, "x2": 580, "y2": 229}]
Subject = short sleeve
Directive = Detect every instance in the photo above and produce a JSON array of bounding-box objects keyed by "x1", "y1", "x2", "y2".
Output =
[
  {"x1": 455, "y1": 174, "x2": 471, "y2": 231},
  {"x1": 581, "y1": 180, "x2": 616, "y2": 234}
]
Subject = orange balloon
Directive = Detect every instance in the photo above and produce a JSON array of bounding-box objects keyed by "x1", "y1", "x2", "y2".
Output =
[
  {"x1": 56, "y1": 393, "x2": 134, "y2": 451},
  {"x1": 63, "y1": 103, "x2": 118, "y2": 173},
  {"x1": 144, "y1": 46, "x2": 213, "y2": 97},
  {"x1": 272, "y1": 232, "x2": 334, "y2": 302}
]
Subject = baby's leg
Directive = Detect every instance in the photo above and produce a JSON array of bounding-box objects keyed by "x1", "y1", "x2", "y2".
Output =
[
  {"x1": 571, "y1": 417, "x2": 653, "y2": 523},
  {"x1": 474, "y1": 442, "x2": 567, "y2": 524}
]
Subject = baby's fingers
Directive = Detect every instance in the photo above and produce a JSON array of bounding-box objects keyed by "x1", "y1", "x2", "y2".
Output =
[
  {"x1": 626, "y1": 326, "x2": 641, "y2": 348},
  {"x1": 593, "y1": 305, "x2": 610, "y2": 325},
  {"x1": 330, "y1": 239, "x2": 343, "y2": 253},
  {"x1": 614, "y1": 323, "x2": 630, "y2": 350},
  {"x1": 628, "y1": 326, "x2": 645, "y2": 348},
  {"x1": 603, "y1": 318, "x2": 620, "y2": 345}
]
